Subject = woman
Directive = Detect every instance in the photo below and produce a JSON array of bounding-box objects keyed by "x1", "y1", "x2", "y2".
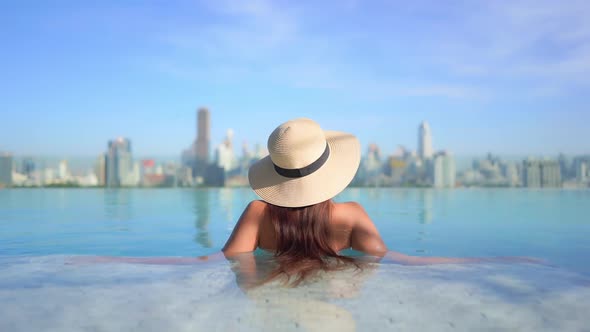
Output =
[{"x1": 222, "y1": 118, "x2": 482, "y2": 285}]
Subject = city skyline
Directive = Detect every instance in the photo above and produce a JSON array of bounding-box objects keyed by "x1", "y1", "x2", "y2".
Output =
[
  {"x1": 1, "y1": 1, "x2": 589, "y2": 156},
  {"x1": 1, "y1": 107, "x2": 588, "y2": 158},
  {"x1": 2, "y1": 112, "x2": 584, "y2": 169},
  {"x1": 2, "y1": 110, "x2": 588, "y2": 188},
  {"x1": 0, "y1": 114, "x2": 586, "y2": 175}
]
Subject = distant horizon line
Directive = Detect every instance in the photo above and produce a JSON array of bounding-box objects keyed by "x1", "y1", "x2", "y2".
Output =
[{"x1": 3, "y1": 152, "x2": 588, "y2": 159}]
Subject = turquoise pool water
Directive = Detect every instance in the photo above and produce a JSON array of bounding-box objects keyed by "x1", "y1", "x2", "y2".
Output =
[
  {"x1": 1, "y1": 188, "x2": 589, "y2": 331},
  {"x1": 1, "y1": 188, "x2": 589, "y2": 274}
]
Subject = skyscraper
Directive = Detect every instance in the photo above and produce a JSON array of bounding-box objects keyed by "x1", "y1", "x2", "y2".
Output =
[
  {"x1": 523, "y1": 159, "x2": 561, "y2": 188},
  {"x1": 573, "y1": 156, "x2": 590, "y2": 183},
  {"x1": 541, "y1": 161, "x2": 561, "y2": 187},
  {"x1": 21, "y1": 157, "x2": 35, "y2": 177},
  {"x1": 501, "y1": 162, "x2": 520, "y2": 187},
  {"x1": 523, "y1": 160, "x2": 542, "y2": 188},
  {"x1": 95, "y1": 154, "x2": 107, "y2": 186},
  {"x1": 215, "y1": 129, "x2": 236, "y2": 172},
  {"x1": 578, "y1": 162, "x2": 588, "y2": 182},
  {"x1": 196, "y1": 107, "x2": 210, "y2": 163},
  {"x1": 106, "y1": 138, "x2": 133, "y2": 187},
  {"x1": 192, "y1": 107, "x2": 211, "y2": 178},
  {"x1": 364, "y1": 143, "x2": 382, "y2": 172},
  {"x1": 431, "y1": 151, "x2": 456, "y2": 188},
  {"x1": 418, "y1": 121, "x2": 433, "y2": 159},
  {"x1": 0, "y1": 153, "x2": 13, "y2": 187},
  {"x1": 58, "y1": 160, "x2": 69, "y2": 179}
]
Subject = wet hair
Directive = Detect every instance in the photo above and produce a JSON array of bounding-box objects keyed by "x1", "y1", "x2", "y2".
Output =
[{"x1": 263, "y1": 200, "x2": 359, "y2": 286}]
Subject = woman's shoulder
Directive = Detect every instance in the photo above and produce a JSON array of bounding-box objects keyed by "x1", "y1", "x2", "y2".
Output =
[
  {"x1": 332, "y1": 201, "x2": 369, "y2": 225},
  {"x1": 246, "y1": 200, "x2": 268, "y2": 209},
  {"x1": 240, "y1": 200, "x2": 268, "y2": 219},
  {"x1": 332, "y1": 201, "x2": 368, "y2": 214}
]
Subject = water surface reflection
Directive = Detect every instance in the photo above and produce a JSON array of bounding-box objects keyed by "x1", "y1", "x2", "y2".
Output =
[
  {"x1": 103, "y1": 189, "x2": 133, "y2": 222},
  {"x1": 193, "y1": 190, "x2": 212, "y2": 248}
]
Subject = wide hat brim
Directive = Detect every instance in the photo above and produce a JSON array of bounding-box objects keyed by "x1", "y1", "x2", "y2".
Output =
[{"x1": 248, "y1": 130, "x2": 361, "y2": 207}]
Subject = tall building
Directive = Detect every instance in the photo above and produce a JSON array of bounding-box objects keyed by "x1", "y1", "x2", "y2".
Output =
[
  {"x1": 364, "y1": 143, "x2": 382, "y2": 172},
  {"x1": 359, "y1": 143, "x2": 384, "y2": 186},
  {"x1": 578, "y1": 162, "x2": 588, "y2": 182},
  {"x1": 21, "y1": 157, "x2": 35, "y2": 177},
  {"x1": 501, "y1": 162, "x2": 520, "y2": 187},
  {"x1": 418, "y1": 121, "x2": 433, "y2": 159},
  {"x1": 431, "y1": 151, "x2": 456, "y2": 188},
  {"x1": 215, "y1": 129, "x2": 236, "y2": 172},
  {"x1": 128, "y1": 161, "x2": 141, "y2": 186},
  {"x1": 523, "y1": 159, "x2": 561, "y2": 188},
  {"x1": 541, "y1": 161, "x2": 561, "y2": 187},
  {"x1": 95, "y1": 154, "x2": 107, "y2": 186},
  {"x1": 58, "y1": 160, "x2": 69, "y2": 180},
  {"x1": 523, "y1": 160, "x2": 542, "y2": 187},
  {"x1": 183, "y1": 107, "x2": 212, "y2": 180},
  {"x1": 106, "y1": 138, "x2": 133, "y2": 187},
  {"x1": 195, "y1": 107, "x2": 211, "y2": 172},
  {"x1": 573, "y1": 156, "x2": 590, "y2": 183},
  {"x1": 0, "y1": 153, "x2": 13, "y2": 187},
  {"x1": 385, "y1": 156, "x2": 407, "y2": 185}
]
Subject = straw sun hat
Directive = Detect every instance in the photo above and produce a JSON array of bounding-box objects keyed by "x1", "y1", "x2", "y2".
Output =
[{"x1": 248, "y1": 118, "x2": 361, "y2": 208}]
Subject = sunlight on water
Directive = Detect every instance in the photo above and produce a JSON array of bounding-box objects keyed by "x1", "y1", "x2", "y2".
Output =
[{"x1": 0, "y1": 255, "x2": 588, "y2": 332}]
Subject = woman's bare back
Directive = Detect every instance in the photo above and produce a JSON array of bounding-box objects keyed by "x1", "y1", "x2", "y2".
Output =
[{"x1": 224, "y1": 200, "x2": 387, "y2": 256}]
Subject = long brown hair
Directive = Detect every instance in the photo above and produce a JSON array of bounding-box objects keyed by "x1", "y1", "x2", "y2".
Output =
[{"x1": 264, "y1": 200, "x2": 359, "y2": 286}]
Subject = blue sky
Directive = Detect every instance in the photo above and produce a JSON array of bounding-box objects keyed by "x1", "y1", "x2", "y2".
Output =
[{"x1": 1, "y1": 0, "x2": 589, "y2": 159}]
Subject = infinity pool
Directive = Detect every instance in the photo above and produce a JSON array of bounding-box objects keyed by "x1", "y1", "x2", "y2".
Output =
[{"x1": 1, "y1": 188, "x2": 589, "y2": 331}]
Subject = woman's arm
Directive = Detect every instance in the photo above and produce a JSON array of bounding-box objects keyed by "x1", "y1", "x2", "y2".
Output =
[
  {"x1": 382, "y1": 251, "x2": 480, "y2": 265},
  {"x1": 222, "y1": 200, "x2": 265, "y2": 256},
  {"x1": 67, "y1": 252, "x2": 226, "y2": 265},
  {"x1": 382, "y1": 252, "x2": 543, "y2": 265},
  {"x1": 349, "y1": 202, "x2": 388, "y2": 256}
]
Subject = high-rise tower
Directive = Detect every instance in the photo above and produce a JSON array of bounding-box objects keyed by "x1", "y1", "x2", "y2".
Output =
[
  {"x1": 190, "y1": 107, "x2": 211, "y2": 179},
  {"x1": 432, "y1": 151, "x2": 456, "y2": 188},
  {"x1": 418, "y1": 121, "x2": 433, "y2": 159},
  {"x1": 196, "y1": 107, "x2": 210, "y2": 163},
  {"x1": 106, "y1": 138, "x2": 132, "y2": 187}
]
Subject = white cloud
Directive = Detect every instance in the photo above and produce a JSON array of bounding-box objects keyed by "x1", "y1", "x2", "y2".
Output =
[
  {"x1": 427, "y1": 1, "x2": 590, "y2": 87},
  {"x1": 150, "y1": 0, "x2": 590, "y2": 100},
  {"x1": 160, "y1": 0, "x2": 297, "y2": 59}
]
